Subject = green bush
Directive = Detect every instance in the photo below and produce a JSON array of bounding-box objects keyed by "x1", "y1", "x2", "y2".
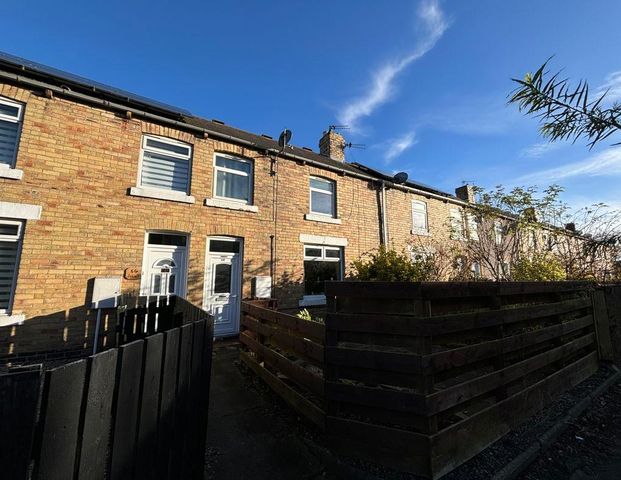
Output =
[
  {"x1": 351, "y1": 246, "x2": 435, "y2": 282},
  {"x1": 512, "y1": 254, "x2": 566, "y2": 281}
]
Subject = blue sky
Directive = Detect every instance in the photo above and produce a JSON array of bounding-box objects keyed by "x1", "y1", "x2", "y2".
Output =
[{"x1": 2, "y1": 0, "x2": 621, "y2": 210}]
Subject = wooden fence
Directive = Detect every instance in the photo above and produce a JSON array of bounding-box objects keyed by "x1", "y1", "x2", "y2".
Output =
[
  {"x1": 239, "y1": 300, "x2": 325, "y2": 427},
  {"x1": 240, "y1": 281, "x2": 616, "y2": 479},
  {"x1": 0, "y1": 296, "x2": 214, "y2": 480}
]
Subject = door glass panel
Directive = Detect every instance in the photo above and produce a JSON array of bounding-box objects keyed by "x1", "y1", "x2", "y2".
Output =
[
  {"x1": 168, "y1": 274, "x2": 176, "y2": 294},
  {"x1": 148, "y1": 233, "x2": 187, "y2": 246},
  {"x1": 214, "y1": 263, "x2": 232, "y2": 294},
  {"x1": 209, "y1": 239, "x2": 240, "y2": 253},
  {"x1": 152, "y1": 274, "x2": 162, "y2": 294}
]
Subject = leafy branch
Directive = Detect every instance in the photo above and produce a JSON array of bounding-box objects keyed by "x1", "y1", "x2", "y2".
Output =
[{"x1": 509, "y1": 59, "x2": 621, "y2": 148}]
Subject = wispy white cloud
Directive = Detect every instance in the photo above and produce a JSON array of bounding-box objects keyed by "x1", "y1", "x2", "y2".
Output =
[
  {"x1": 516, "y1": 147, "x2": 621, "y2": 183},
  {"x1": 383, "y1": 131, "x2": 418, "y2": 162},
  {"x1": 337, "y1": 0, "x2": 448, "y2": 131},
  {"x1": 520, "y1": 141, "x2": 564, "y2": 158},
  {"x1": 596, "y1": 70, "x2": 621, "y2": 103},
  {"x1": 419, "y1": 94, "x2": 524, "y2": 136}
]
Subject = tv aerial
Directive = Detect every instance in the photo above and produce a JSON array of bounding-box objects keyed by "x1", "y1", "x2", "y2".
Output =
[
  {"x1": 344, "y1": 142, "x2": 366, "y2": 150},
  {"x1": 328, "y1": 125, "x2": 350, "y2": 132}
]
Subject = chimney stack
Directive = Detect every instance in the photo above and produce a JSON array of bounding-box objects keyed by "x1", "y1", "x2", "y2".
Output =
[
  {"x1": 455, "y1": 184, "x2": 475, "y2": 203},
  {"x1": 319, "y1": 128, "x2": 346, "y2": 162}
]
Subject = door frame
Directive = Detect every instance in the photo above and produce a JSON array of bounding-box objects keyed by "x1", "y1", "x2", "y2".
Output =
[
  {"x1": 140, "y1": 230, "x2": 190, "y2": 297},
  {"x1": 203, "y1": 235, "x2": 244, "y2": 337}
]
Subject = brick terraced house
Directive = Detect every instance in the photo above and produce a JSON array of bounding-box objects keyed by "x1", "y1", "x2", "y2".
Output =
[{"x1": 0, "y1": 52, "x2": 480, "y2": 356}]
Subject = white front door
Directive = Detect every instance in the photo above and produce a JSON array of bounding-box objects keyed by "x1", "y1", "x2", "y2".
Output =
[
  {"x1": 204, "y1": 237, "x2": 242, "y2": 337},
  {"x1": 141, "y1": 232, "x2": 188, "y2": 297}
]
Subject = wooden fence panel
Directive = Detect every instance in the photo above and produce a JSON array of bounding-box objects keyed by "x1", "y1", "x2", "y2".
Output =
[
  {"x1": 110, "y1": 340, "x2": 144, "y2": 480},
  {"x1": 35, "y1": 360, "x2": 87, "y2": 480},
  {"x1": 171, "y1": 323, "x2": 194, "y2": 478},
  {"x1": 134, "y1": 333, "x2": 164, "y2": 480},
  {"x1": 240, "y1": 300, "x2": 326, "y2": 427},
  {"x1": 321, "y1": 281, "x2": 604, "y2": 479},
  {"x1": 157, "y1": 327, "x2": 180, "y2": 480},
  {"x1": 0, "y1": 369, "x2": 41, "y2": 480},
  {"x1": 183, "y1": 319, "x2": 205, "y2": 478},
  {"x1": 77, "y1": 348, "x2": 118, "y2": 480}
]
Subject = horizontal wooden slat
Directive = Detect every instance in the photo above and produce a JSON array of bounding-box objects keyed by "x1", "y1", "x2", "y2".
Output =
[
  {"x1": 326, "y1": 381, "x2": 425, "y2": 412},
  {"x1": 327, "y1": 297, "x2": 592, "y2": 336},
  {"x1": 242, "y1": 302, "x2": 325, "y2": 341},
  {"x1": 420, "y1": 281, "x2": 593, "y2": 299},
  {"x1": 241, "y1": 315, "x2": 324, "y2": 364},
  {"x1": 239, "y1": 332, "x2": 324, "y2": 395},
  {"x1": 428, "y1": 314, "x2": 594, "y2": 373},
  {"x1": 325, "y1": 281, "x2": 423, "y2": 299},
  {"x1": 429, "y1": 351, "x2": 598, "y2": 479},
  {"x1": 325, "y1": 281, "x2": 592, "y2": 301},
  {"x1": 325, "y1": 346, "x2": 425, "y2": 374},
  {"x1": 426, "y1": 333, "x2": 596, "y2": 415},
  {"x1": 240, "y1": 351, "x2": 325, "y2": 428}
]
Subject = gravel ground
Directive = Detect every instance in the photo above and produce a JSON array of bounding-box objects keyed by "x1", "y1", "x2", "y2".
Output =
[
  {"x1": 236, "y1": 359, "x2": 620, "y2": 479},
  {"x1": 518, "y1": 380, "x2": 621, "y2": 480}
]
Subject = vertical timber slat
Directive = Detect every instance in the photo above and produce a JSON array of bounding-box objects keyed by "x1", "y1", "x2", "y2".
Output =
[
  {"x1": 109, "y1": 340, "x2": 144, "y2": 480},
  {"x1": 35, "y1": 360, "x2": 87, "y2": 480},
  {"x1": 77, "y1": 348, "x2": 118, "y2": 480}
]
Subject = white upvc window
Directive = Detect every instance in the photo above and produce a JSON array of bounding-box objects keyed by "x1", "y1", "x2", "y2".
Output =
[
  {"x1": 301, "y1": 244, "x2": 343, "y2": 305},
  {"x1": 450, "y1": 208, "x2": 465, "y2": 240},
  {"x1": 0, "y1": 219, "x2": 23, "y2": 315},
  {"x1": 471, "y1": 261, "x2": 481, "y2": 279},
  {"x1": 213, "y1": 153, "x2": 253, "y2": 204},
  {"x1": 0, "y1": 96, "x2": 24, "y2": 173},
  {"x1": 309, "y1": 177, "x2": 336, "y2": 217},
  {"x1": 467, "y1": 213, "x2": 479, "y2": 241},
  {"x1": 139, "y1": 135, "x2": 192, "y2": 193},
  {"x1": 412, "y1": 200, "x2": 428, "y2": 234},
  {"x1": 494, "y1": 220, "x2": 504, "y2": 245}
]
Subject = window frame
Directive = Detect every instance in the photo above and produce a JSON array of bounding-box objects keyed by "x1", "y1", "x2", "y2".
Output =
[
  {"x1": 137, "y1": 134, "x2": 193, "y2": 194},
  {"x1": 212, "y1": 152, "x2": 254, "y2": 205},
  {"x1": 301, "y1": 244, "x2": 343, "y2": 305},
  {"x1": 450, "y1": 208, "x2": 465, "y2": 240},
  {"x1": 0, "y1": 96, "x2": 25, "y2": 171},
  {"x1": 0, "y1": 219, "x2": 24, "y2": 316},
  {"x1": 309, "y1": 176, "x2": 336, "y2": 218},
  {"x1": 411, "y1": 200, "x2": 429, "y2": 234}
]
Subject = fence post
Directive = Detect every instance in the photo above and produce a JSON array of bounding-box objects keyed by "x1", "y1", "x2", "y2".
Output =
[{"x1": 592, "y1": 289, "x2": 614, "y2": 361}]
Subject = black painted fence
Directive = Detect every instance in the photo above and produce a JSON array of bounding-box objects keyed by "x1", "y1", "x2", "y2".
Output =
[{"x1": 0, "y1": 296, "x2": 214, "y2": 480}]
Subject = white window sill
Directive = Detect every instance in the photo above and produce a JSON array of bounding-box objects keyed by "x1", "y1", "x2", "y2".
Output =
[
  {"x1": 0, "y1": 167, "x2": 23, "y2": 180},
  {"x1": 411, "y1": 229, "x2": 431, "y2": 236},
  {"x1": 129, "y1": 187, "x2": 195, "y2": 204},
  {"x1": 204, "y1": 198, "x2": 258, "y2": 213},
  {"x1": 299, "y1": 295, "x2": 327, "y2": 307},
  {"x1": 0, "y1": 313, "x2": 25, "y2": 327},
  {"x1": 305, "y1": 213, "x2": 341, "y2": 225}
]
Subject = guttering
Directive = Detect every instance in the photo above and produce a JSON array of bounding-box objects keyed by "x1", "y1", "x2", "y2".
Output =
[{"x1": 0, "y1": 69, "x2": 468, "y2": 207}]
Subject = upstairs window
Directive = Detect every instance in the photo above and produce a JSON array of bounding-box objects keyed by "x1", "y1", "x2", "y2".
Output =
[
  {"x1": 0, "y1": 97, "x2": 24, "y2": 169},
  {"x1": 467, "y1": 213, "x2": 479, "y2": 241},
  {"x1": 139, "y1": 135, "x2": 192, "y2": 193},
  {"x1": 310, "y1": 177, "x2": 336, "y2": 217},
  {"x1": 450, "y1": 208, "x2": 465, "y2": 240},
  {"x1": 411, "y1": 201, "x2": 428, "y2": 234},
  {"x1": 214, "y1": 154, "x2": 253, "y2": 204},
  {"x1": 303, "y1": 245, "x2": 342, "y2": 296},
  {"x1": 494, "y1": 220, "x2": 504, "y2": 245},
  {"x1": 0, "y1": 220, "x2": 23, "y2": 315}
]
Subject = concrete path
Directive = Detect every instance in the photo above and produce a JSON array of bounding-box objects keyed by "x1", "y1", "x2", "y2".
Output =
[{"x1": 205, "y1": 341, "x2": 363, "y2": 480}]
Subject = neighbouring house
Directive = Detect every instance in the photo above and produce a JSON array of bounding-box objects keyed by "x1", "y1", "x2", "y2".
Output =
[{"x1": 0, "y1": 51, "x2": 573, "y2": 357}]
